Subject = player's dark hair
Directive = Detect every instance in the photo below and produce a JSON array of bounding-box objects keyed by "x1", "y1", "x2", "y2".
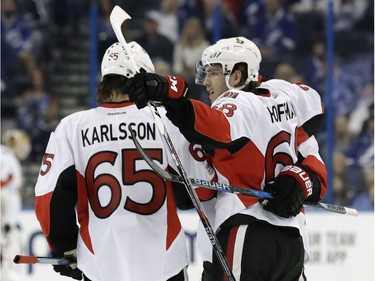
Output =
[
  {"x1": 232, "y1": 63, "x2": 259, "y2": 92},
  {"x1": 96, "y1": 69, "x2": 147, "y2": 104},
  {"x1": 96, "y1": 75, "x2": 128, "y2": 104}
]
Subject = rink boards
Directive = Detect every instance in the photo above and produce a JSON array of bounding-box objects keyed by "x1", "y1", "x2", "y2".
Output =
[{"x1": 10, "y1": 210, "x2": 375, "y2": 281}]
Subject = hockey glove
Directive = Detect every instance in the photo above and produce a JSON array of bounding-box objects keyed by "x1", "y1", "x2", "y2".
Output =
[
  {"x1": 53, "y1": 249, "x2": 83, "y2": 280},
  {"x1": 261, "y1": 165, "x2": 314, "y2": 218},
  {"x1": 124, "y1": 73, "x2": 188, "y2": 109}
]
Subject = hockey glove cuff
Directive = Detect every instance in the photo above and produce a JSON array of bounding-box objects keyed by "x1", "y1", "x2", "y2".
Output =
[
  {"x1": 277, "y1": 165, "x2": 313, "y2": 199},
  {"x1": 261, "y1": 165, "x2": 313, "y2": 218},
  {"x1": 53, "y1": 249, "x2": 83, "y2": 280},
  {"x1": 124, "y1": 73, "x2": 188, "y2": 109}
]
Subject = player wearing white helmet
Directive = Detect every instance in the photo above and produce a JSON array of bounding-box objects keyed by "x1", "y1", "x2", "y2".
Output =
[
  {"x1": 34, "y1": 41, "x2": 214, "y2": 281},
  {"x1": 125, "y1": 36, "x2": 328, "y2": 281}
]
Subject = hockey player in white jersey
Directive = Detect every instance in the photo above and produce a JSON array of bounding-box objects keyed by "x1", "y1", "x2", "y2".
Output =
[
  {"x1": 34, "y1": 41, "x2": 214, "y2": 281},
  {"x1": 124, "y1": 36, "x2": 328, "y2": 281},
  {"x1": 1, "y1": 129, "x2": 30, "y2": 281}
]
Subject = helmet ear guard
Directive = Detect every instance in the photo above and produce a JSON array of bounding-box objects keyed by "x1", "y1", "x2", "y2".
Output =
[{"x1": 101, "y1": 41, "x2": 155, "y2": 80}]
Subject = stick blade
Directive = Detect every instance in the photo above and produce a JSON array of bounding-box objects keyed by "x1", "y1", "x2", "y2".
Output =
[
  {"x1": 14, "y1": 255, "x2": 37, "y2": 264},
  {"x1": 110, "y1": 5, "x2": 131, "y2": 25}
]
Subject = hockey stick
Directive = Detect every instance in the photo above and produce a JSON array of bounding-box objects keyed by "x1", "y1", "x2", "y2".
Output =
[
  {"x1": 110, "y1": 6, "x2": 139, "y2": 75},
  {"x1": 13, "y1": 255, "x2": 71, "y2": 265},
  {"x1": 110, "y1": 5, "x2": 235, "y2": 280},
  {"x1": 131, "y1": 126, "x2": 272, "y2": 198},
  {"x1": 131, "y1": 132, "x2": 358, "y2": 217},
  {"x1": 141, "y1": 103, "x2": 236, "y2": 281}
]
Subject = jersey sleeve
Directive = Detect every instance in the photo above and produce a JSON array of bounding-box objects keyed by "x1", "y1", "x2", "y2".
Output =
[
  {"x1": 164, "y1": 92, "x2": 254, "y2": 153},
  {"x1": 290, "y1": 83, "x2": 327, "y2": 200},
  {"x1": 298, "y1": 136, "x2": 328, "y2": 200},
  {"x1": 293, "y1": 83, "x2": 325, "y2": 144},
  {"x1": 34, "y1": 121, "x2": 79, "y2": 255}
]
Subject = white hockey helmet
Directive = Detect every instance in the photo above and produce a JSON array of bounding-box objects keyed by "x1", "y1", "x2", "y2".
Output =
[
  {"x1": 2, "y1": 129, "x2": 31, "y2": 161},
  {"x1": 101, "y1": 41, "x2": 155, "y2": 80},
  {"x1": 195, "y1": 37, "x2": 261, "y2": 88}
]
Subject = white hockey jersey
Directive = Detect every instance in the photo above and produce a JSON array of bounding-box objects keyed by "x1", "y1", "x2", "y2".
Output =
[
  {"x1": 0, "y1": 145, "x2": 23, "y2": 281},
  {"x1": 177, "y1": 79, "x2": 327, "y2": 263},
  {"x1": 0, "y1": 145, "x2": 23, "y2": 227},
  {"x1": 34, "y1": 101, "x2": 214, "y2": 281}
]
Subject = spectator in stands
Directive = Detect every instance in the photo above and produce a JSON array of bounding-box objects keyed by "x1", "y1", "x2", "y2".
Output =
[
  {"x1": 177, "y1": 0, "x2": 204, "y2": 32},
  {"x1": 200, "y1": 0, "x2": 239, "y2": 43},
  {"x1": 346, "y1": 108, "x2": 374, "y2": 195},
  {"x1": 154, "y1": 59, "x2": 172, "y2": 76},
  {"x1": 333, "y1": 0, "x2": 368, "y2": 32},
  {"x1": 332, "y1": 152, "x2": 352, "y2": 206},
  {"x1": 97, "y1": 0, "x2": 117, "y2": 60},
  {"x1": 302, "y1": 38, "x2": 326, "y2": 96},
  {"x1": 172, "y1": 17, "x2": 209, "y2": 78},
  {"x1": 136, "y1": 10, "x2": 174, "y2": 63},
  {"x1": 348, "y1": 83, "x2": 374, "y2": 136},
  {"x1": 350, "y1": 164, "x2": 374, "y2": 211},
  {"x1": 332, "y1": 58, "x2": 357, "y2": 116},
  {"x1": 243, "y1": 0, "x2": 299, "y2": 73},
  {"x1": 334, "y1": 115, "x2": 352, "y2": 154},
  {"x1": 354, "y1": 0, "x2": 373, "y2": 33},
  {"x1": 273, "y1": 62, "x2": 305, "y2": 84},
  {"x1": 238, "y1": 0, "x2": 264, "y2": 28},
  {"x1": 17, "y1": 67, "x2": 57, "y2": 162},
  {"x1": 335, "y1": 0, "x2": 370, "y2": 57},
  {"x1": 1, "y1": 0, "x2": 37, "y2": 90},
  {"x1": 157, "y1": 0, "x2": 180, "y2": 43},
  {"x1": 172, "y1": 17, "x2": 210, "y2": 103},
  {"x1": 47, "y1": 0, "x2": 90, "y2": 34},
  {"x1": 349, "y1": 122, "x2": 374, "y2": 211}
]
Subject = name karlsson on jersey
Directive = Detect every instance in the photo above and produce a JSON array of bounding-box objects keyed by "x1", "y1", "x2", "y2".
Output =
[{"x1": 81, "y1": 122, "x2": 156, "y2": 147}]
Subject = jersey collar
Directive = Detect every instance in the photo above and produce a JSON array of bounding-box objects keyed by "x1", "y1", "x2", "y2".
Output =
[{"x1": 99, "y1": 101, "x2": 134, "y2": 108}]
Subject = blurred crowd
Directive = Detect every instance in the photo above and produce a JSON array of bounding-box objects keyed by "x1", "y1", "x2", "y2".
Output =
[{"x1": 1, "y1": 0, "x2": 373, "y2": 210}]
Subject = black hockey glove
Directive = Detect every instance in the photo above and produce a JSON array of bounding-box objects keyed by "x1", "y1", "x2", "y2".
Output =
[
  {"x1": 261, "y1": 165, "x2": 315, "y2": 218},
  {"x1": 53, "y1": 249, "x2": 83, "y2": 280},
  {"x1": 124, "y1": 73, "x2": 188, "y2": 109}
]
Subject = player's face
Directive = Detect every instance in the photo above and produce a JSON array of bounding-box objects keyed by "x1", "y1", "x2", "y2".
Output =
[{"x1": 203, "y1": 64, "x2": 227, "y2": 103}]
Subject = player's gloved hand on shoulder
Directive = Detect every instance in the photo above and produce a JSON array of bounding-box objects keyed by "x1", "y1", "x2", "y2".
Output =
[
  {"x1": 261, "y1": 165, "x2": 315, "y2": 218},
  {"x1": 124, "y1": 73, "x2": 188, "y2": 109},
  {"x1": 53, "y1": 249, "x2": 83, "y2": 280}
]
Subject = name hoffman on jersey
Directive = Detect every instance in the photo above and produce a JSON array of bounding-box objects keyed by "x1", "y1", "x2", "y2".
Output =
[
  {"x1": 266, "y1": 101, "x2": 296, "y2": 123},
  {"x1": 81, "y1": 122, "x2": 156, "y2": 147}
]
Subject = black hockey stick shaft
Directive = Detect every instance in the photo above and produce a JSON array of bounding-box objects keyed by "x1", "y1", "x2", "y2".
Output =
[{"x1": 131, "y1": 132, "x2": 358, "y2": 217}]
